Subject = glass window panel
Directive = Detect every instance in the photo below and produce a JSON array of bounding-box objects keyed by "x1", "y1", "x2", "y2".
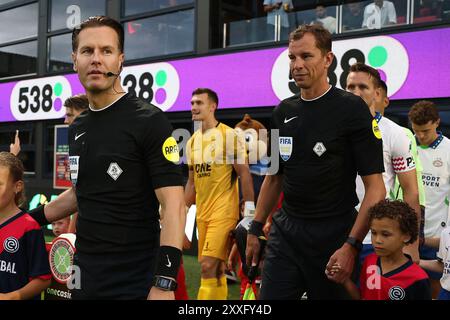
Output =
[
  {"x1": 360, "y1": 0, "x2": 407, "y2": 29},
  {"x1": 48, "y1": 33, "x2": 73, "y2": 72},
  {"x1": 342, "y1": 1, "x2": 370, "y2": 32},
  {"x1": 413, "y1": 0, "x2": 446, "y2": 24},
  {"x1": 295, "y1": 5, "x2": 337, "y2": 34},
  {"x1": 0, "y1": 124, "x2": 36, "y2": 173},
  {"x1": 0, "y1": 41, "x2": 37, "y2": 78},
  {"x1": 124, "y1": 10, "x2": 194, "y2": 60},
  {"x1": 123, "y1": 0, "x2": 194, "y2": 16},
  {"x1": 49, "y1": 0, "x2": 106, "y2": 31},
  {"x1": 0, "y1": 0, "x2": 19, "y2": 5},
  {"x1": 228, "y1": 16, "x2": 277, "y2": 46},
  {"x1": 0, "y1": 3, "x2": 38, "y2": 44}
]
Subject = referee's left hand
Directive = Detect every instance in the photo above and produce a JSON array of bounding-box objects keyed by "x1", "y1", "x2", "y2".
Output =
[{"x1": 148, "y1": 287, "x2": 175, "y2": 300}]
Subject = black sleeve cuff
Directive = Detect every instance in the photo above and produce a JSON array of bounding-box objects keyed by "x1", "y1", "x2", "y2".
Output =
[{"x1": 28, "y1": 205, "x2": 50, "y2": 226}]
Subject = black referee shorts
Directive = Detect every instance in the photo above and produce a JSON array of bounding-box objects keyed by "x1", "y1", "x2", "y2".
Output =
[
  {"x1": 71, "y1": 248, "x2": 158, "y2": 300},
  {"x1": 260, "y1": 209, "x2": 357, "y2": 300}
]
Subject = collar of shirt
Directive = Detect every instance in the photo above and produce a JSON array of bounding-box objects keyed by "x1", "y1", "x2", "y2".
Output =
[
  {"x1": 374, "y1": 112, "x2": 382, "y2": 124},
  {"x1": 418, "y1": 131, "x2": 443, "y2": 149}
]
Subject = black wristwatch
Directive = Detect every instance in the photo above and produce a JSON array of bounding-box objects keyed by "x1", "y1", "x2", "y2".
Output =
[
  {"x1": 346, "y1": 236, "x2": 363, "y2": 252},
  {"x1": 153, "y1": 276, "x2": 177, "y2": 291}
]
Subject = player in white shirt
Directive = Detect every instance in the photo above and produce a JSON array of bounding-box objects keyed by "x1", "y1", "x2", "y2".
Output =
[
  {"x1": 409, "y1": 100, "x2": 450, "y2": 298},
  {"x1": 346, "y1": 63, "x2": 420, "y2": 265},
  {"x1": 420, "y1": 227, "x2": 450, "y2": 300}
]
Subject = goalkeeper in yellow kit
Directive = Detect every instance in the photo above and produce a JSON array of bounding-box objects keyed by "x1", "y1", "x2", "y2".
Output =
[{"x1": 185, "y1": 88, "x2": 255, "y2": 300}]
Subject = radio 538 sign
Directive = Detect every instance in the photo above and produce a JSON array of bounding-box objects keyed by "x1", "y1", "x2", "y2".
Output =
[
  {"x1": 10, "y1": 76, "x2": 72, "y2": 121},
  {"x1": 271, "y1": 36, "x2": 410, "y2": 100},
  {"x1": 121, "y1": 62, "x2": 180, "y2": 111}
]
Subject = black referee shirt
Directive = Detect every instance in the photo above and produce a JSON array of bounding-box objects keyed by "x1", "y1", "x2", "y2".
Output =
[
  {"x1": 272, "y1": 86, "x2": 384, "y2": 219},
  {"x1": 69, "y1": 93, "x2": 183, "y2": 255}
]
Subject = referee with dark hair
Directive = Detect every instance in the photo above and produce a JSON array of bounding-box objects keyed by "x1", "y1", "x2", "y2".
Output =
[{"x1": 29, "y1": 16, "x2": 186, "y2": 300}]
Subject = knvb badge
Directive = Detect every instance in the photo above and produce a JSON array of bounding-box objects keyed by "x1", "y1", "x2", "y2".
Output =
[{"x1": 279, "y1": 137, "x2": 293, "y2": 161}]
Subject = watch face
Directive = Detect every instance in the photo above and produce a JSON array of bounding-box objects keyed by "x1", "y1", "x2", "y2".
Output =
[
  {"x1": 154, "y1": 276, "x2": 176, "y2": 291},
  {"x1": 159, "y1": 278, "x2": 171, "y2": 288}
]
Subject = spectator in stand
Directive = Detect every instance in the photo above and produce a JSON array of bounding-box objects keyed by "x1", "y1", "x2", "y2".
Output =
[
  {"x1": 311, "y1": 5, "x2": 336, "y2": 34},
  {"x1": 362, "y1": 0, "x2": 397, "y2": 29},
  {"x1": 264, "y1": 0, "x2": 294, "y2": 41},
  {"x1": 343, "y1": 1, "x2": 365, "y2": 31}
]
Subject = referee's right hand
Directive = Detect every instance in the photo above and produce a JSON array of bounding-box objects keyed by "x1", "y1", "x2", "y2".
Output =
[{"x1": 246, "y1": 234, "x2": 261, "y2": 270}]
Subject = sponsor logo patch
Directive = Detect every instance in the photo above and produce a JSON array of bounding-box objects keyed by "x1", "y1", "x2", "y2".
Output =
[
  {"x1": 279, "y1": 137, "x2": 293, "y2": 161},
  {"x1": 433, "y1": 158, "x2": 443, "y2": 167},
  {"x1": 163, "y1": 137, "x2": 180, "y2": 163},
  {"x1": 69, "y1": 156, "x2": 79, "y2": 186},
  {"x1": 313, "y1": 142, "x2": 326, "y2": 157},
  {"x1": 107, "y1": 162, "x2": 123, "y2": 181},
  {"x1": 372, "y1": 120, "x2": 382, "y2": 139},
  {"x1": 388, "y1": 286, "x2": 405, "y2": 300},
  {"x1": 3, "y1": 237, "x2": 19, "y2": 254},
  {"x1": 49, "y1": 237, "x2": 75, "y2": 284}
]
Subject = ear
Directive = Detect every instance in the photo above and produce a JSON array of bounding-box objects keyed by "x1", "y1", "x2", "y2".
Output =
[
  {"x1": 324, "y1": 51, "x2": 334, "y2": 69},
  {"x1": 402, "y1": 233, "x2": 411, "y2": 245},
  {"x1": 374, "y1": 86, "x2": 381, "y2": 99},
  {"x1": 14, "y1": 180, "x2": 24, "y2": 194},
  {"x1": 119, "y1": 53, "x2": 125, "y2": 71},
  {"x1": 72, "y1": 53, "x2": 78, "y2": 72}
]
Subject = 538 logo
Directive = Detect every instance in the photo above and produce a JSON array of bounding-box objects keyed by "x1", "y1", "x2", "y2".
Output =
[
  {"x1": 10, "y1": 76, "x2": 72, "y2": 121},
  {"x1": 121, "y1": 62, "x2": 180, "y2": 111},
  {"x1": 272, "y1": 36, "x2": 409, "y2": 99}
]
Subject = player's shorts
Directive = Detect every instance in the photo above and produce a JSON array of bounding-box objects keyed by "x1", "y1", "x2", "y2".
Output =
[
  {"x1": 420, "y1": 244, "x2": 442, "y2": 280},
  {"x1": 197, "y1": 218, "x2": 237, "y2": 261},
  {"x1": 438, "y1": 288, "x2": 450, "y2": 300}
]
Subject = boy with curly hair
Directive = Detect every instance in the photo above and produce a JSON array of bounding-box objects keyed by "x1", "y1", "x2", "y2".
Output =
[{"x1": 327, "y1": 200, "x2": 431, "y2": 300}]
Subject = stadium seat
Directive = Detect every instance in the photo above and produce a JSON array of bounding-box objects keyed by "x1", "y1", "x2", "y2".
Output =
[{"x1": 414, "y1": 15, "x2": 438, "y2": 23}]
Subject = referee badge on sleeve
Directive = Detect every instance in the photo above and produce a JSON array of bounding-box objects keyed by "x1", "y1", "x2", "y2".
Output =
[
  {"x1": 69, "y1": 156, "x2": 80, "y2": 186},
  {"x1": 162, "y1": 137, "x2": 180, "y2": 163},
  {"x1": 372, "y1": 120, "x2": 382, "y2": 140},
  {"x1": 279, "y1": 137, "x2": 293, "y2": 161}
]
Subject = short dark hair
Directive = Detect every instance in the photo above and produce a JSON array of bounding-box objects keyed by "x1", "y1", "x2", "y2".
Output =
[
  {"x1": 349, "y1": 62, "x2": 381, "y2": 88},
  {"x1": 289, "y1": 24, "x2": 332, "y2": 56},
  {"x1": 409, "y1": 100, "x2": 440, "y2": 125},
  {"x1": 192, "y1": 88, "x2": 219, "y2": 107},
  {"x1": 72, "y1": 16, "x2": 124, "y2": 53},
  {"x1": 64, "y1": 94, "x2": 89, "y2": 112},
  {"x1": 368, "y1": 199, "x2": 418, "y2": 245}
]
